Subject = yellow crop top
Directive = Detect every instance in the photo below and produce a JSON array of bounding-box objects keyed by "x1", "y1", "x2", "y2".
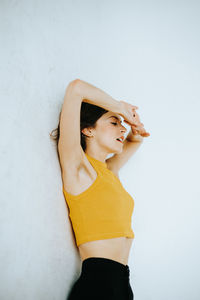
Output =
[{"x1": 62, "y1": 153, "x2": 135, "y2": 246}]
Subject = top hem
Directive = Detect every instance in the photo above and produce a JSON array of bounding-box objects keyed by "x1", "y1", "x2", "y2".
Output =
[{"x1": 76, "y1": 231, "x2": 135, "y2": 247}]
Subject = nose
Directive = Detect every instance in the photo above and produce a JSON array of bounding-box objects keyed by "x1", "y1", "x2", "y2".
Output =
[{"x1": 120, "y1": 124, "x2": 127, "y2": 133}]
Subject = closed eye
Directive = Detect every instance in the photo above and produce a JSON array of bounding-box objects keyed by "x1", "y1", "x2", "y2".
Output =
[{"x1": 111, "y1": 122, "x2": 118, "y2": 126}]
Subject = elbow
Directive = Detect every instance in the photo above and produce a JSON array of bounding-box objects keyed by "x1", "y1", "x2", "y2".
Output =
[
  {"x1": 66, "y1": 78, "x2": 82, "y2": 95},
  {"x1": 70, "y1": 78, "x2": 82, "y2": 87}
]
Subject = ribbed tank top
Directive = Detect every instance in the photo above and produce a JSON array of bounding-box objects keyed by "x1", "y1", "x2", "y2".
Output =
[{"x1": 62, "y1": 153, "x2": 135, "y2": 246}]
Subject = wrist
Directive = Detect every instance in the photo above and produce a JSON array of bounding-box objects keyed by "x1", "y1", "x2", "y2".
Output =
[{"x1": 126, "y1": 130, "x2": 143, "y2": 142}]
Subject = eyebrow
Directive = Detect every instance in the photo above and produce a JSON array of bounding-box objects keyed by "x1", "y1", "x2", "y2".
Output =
[{"x1": 107, "y1": 116, "x2": 122, "y2": 123}]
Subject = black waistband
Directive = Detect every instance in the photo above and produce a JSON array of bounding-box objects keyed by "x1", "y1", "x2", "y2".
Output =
[{"x1": 81, "y1": 257, "x2": 130, "y2": 278}]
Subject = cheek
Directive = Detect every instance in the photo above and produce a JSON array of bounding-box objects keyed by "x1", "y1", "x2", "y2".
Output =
[
  {"x1": 103, "y1": 127, "x2": 117, "y2": 142},
  {"x1": 97, "y1": 123, "x2": 117, "y2": 140},
  {"x1": 96, "y1": 127, "x2": 108, "y2": 141},
  {"x1": 102, "y1": 125, "x2": 116, "y2": 136}
]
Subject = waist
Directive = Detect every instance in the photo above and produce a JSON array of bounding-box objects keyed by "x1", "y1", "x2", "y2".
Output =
[
  {"x1": 78, "y1": 236, "x2": 133, "y2": 266},
  {"x1": 80, "y1": 257, "x2": 131, "y2": 279}
]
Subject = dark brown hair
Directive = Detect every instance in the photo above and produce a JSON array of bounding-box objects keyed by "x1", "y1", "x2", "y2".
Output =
[{"x1": 50, "y1": 101, "x2": 108, "y2": 152}]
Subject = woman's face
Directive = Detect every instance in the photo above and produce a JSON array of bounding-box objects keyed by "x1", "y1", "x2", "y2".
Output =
[{"x1": 87, "y1": 111, "x2": 127, "y2": 154}]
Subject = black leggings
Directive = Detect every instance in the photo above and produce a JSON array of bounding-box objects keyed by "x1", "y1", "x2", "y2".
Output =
[{"x1": 67, "y1": 257, "x2": 134, "y2": 300}]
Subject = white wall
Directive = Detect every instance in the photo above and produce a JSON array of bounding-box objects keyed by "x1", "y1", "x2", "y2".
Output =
[{"x1": 0, "y1": 0, "x2": 200, "y2": 299}]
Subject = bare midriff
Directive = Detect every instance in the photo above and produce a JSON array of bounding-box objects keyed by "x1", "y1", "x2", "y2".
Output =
[{"x1": 78, "y1": 236, "x2": 133, "y2": 266}]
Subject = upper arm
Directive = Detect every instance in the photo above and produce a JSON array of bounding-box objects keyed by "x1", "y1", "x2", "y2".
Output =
[{"x1": 58, "y1": 79, "x2": 84, "y2": 172}]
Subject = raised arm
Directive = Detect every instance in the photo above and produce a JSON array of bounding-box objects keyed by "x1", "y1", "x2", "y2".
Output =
[{"x1": 58, "y1": 78, "x2": 137, "y2": 175}]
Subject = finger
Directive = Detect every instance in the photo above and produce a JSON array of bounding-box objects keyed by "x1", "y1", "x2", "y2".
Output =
[
  {"x1": 124, "y1": 120, "x2": 131, "y2": 125},
  {"x1": 132, "y1": 128, "x2": 138, "y2": 134},
  {"x1": 141, "y1": 132, "x2": 150, "y2": 137}
]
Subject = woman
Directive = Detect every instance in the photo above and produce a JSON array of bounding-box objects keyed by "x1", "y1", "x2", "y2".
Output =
[{"x1": 50, "y1": 79, "x2": 150, "y2": 300}]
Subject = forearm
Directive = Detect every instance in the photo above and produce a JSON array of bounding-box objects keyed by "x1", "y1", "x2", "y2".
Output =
[
  {"x1": 126, "y1": 129, "x2": 144, "y2": 143},
  {"x1": 73, "y1": 79, "x2": 120, "y2": 114}
]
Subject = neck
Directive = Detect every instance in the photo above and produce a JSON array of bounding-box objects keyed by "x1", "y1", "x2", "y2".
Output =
[{"x1": 85, "y1": 151, "x2": 108, "y2": 163}]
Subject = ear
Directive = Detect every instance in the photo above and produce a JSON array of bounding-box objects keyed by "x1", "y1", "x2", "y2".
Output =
[{"x1": 81, "y1": 127, "x2": 93, "y2": 138}]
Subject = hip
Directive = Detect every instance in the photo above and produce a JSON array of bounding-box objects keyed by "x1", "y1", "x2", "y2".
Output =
[{"x1": 67, "y1": 257, "x2": 134, "y2": 300}]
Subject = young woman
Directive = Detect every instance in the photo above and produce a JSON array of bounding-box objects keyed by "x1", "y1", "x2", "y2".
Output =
[{"x1": 50, "y1": 79, "x2": 150, "y2": 300}]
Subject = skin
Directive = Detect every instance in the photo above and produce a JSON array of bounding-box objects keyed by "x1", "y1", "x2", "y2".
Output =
[
  {"x1": 78, "y1": 111, "x2": 134, "y2": 266},
  {"x1": 81, "y1": 111, "x2": 127, "y2": 161},
  {"x1": 64, "y1": 108, "x2": 149, "y2": 265}
]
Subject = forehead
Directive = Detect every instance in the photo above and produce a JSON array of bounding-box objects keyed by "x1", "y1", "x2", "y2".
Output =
[{"x1": 103, "y1": 112, "x2": 123, "y2": 122}]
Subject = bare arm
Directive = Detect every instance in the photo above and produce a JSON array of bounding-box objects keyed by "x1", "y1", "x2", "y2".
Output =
[
  {"x1": 75, "y1": 78, "x2": 120, "y2": 114},
  {"x1": 58, "y1": 79, "x2": 121, "y2": 172}
]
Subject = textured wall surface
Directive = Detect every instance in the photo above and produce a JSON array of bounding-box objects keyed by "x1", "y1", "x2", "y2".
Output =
[{"x1": 0, "y1": 0, "x2": 200, "y2": 299}]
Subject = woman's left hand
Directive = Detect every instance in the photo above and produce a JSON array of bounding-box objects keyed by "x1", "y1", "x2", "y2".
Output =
[{"x1": 124, "y1": 108, "x2": 150, "y2": 137}]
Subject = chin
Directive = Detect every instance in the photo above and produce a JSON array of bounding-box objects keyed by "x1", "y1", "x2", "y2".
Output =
[
  {"x1": 113, "y1": 147, "x2": 123, "y2": 154},
  {"x1": 117, "y1": 149, "x2": 123, "y2": 154},
  {"x1": 106, "y1": 142, "x2": 123, "y2": 154}
]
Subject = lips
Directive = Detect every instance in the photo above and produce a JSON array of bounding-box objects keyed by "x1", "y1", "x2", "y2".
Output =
[
  {"x1": 116, "y1": 139, "x2": 123, "y2": 144},
  {"x1": 116, "y1": 136, "x2": 124, "y2": 143},
  {"x1": 116, "y1": 135, "x2": 124, "y2": 143}
]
